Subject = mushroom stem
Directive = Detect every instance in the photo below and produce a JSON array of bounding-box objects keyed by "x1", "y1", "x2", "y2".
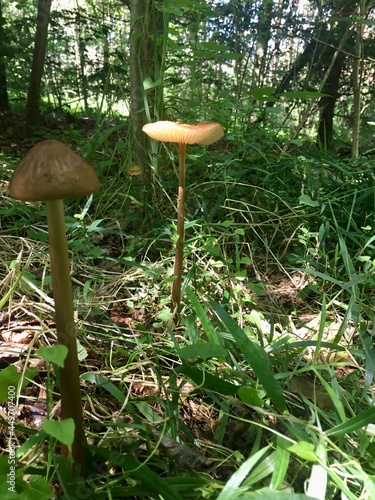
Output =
[
  {"x1": 46, "y1": 199, "x2": 86, "y2": 473},
  {"x1": 171, "y1": 143, "x2": 186, "y2": 316}
]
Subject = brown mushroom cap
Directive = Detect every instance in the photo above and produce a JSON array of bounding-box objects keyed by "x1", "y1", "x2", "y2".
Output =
[
  {"x1": 142, "y1": 121, "x2": 224, "y2": 145},
  {"x1": 9, "y1": 140, "x2": 100, "y2": 202}
]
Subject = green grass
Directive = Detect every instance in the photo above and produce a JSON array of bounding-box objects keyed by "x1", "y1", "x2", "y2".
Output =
[{"x1": 0, "y1": 124, "x2": 375, "y2": 499}]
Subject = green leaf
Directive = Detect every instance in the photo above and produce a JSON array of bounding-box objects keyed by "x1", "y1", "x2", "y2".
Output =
[
  {"x1": 283, "y1": 91, "x2": 327, "y2": 99},
  {"x1": 220, "y1": 220, "x2": 233, "y2": 228},
  {"x1": 239, "y1": 256, "x2": 251, "y2": 265},
  {"x1": 143, "y1": 77, "x2": 162, "y2": 89},
  {"x1": 291, "y1": 139, "x2": 304, "y2": 146},
  {"x1": 241, "y1": 492, "x2": 317, "y2": 499},
  {"x1": 326, "y1": 406, "x2": 375, "y2": 437},
  {"x1": 247, "y1": 282, "x2": 266, "y2": 295},
  {"x1": 157, "y1": 308, "x2": 174, "y2": 322},
  {"x1": 270, "y1": 437, "x2": 290, "y2": 489},
  {"x1": 41, "y1": 419, "x2": 75, "y2": 452},
  {"x1": 176, "y1": 364, "x2": 238, "y2": 395},
  {"x1": 251, "y1": 87, "x2": 275, "y2": 98},
  {"x1": 210, "y1": 300, "x2": 287, "y2": 411},
  {"x1": 0, "y1": 366, "x2": 36, "y2": 402},
  {"x1": 288, "y1": 441, "x2": 318, "y2": 462},
  {"x1": 27, "y1": 476, "x2": 54, "y2": 500},
  {"x1": 36, "y1": 345, "x2": 68, "y2": 368},
  {"x1": 217, "y1": 446, "x2": 271, "y2": 499},
  {"x1": 186, "y1": 287, "x2": 221, "y2": 345},
  {"x1": 92, "y1": 446, "x2": 183, "y2": 500},
  {"x1": 299, "y1": 194, "x2": 320, "y2": 207},
  {"x1": 238, "y1": 386, "x2": 264, "y2": 407},
  {"x1": 179, "y1": 343, "x2": 228, "y2": 361},
  {"x1": 81, "y1": 373, "x2": 126, "y2": 405},
  {"x1": 235, "y1": 269, "x2": 247, "y2": 280}
]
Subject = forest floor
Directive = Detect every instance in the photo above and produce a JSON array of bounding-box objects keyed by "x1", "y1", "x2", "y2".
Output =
[{"x1": 0, "y1": 110, "x2": 373, "y2": 498}]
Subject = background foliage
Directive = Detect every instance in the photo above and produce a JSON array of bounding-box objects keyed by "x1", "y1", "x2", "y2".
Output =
[{"x1": 0, "y1": 0, "x2": 375, "y2": 498}]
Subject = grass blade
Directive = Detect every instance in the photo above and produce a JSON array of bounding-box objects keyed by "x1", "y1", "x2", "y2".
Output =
[
  {"x1": 210, "y1": 299, "x2": 287, "y2": 412},
  {"x1": 326, "y1": 406, "x2": 375, "y2": 437}
]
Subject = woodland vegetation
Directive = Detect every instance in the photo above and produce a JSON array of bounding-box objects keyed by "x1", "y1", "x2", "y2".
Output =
[{"x1": 0, "y1": 0, "x2": 375, "y2": 498}]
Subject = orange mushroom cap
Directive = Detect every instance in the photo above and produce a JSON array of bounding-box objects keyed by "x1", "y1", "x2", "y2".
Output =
[
  {"x1": 9, "y1": 140, "x2": 100, "y2": 202},
  {"x1": 142, "y1": 121, "x2": 224, "y2": 145}
]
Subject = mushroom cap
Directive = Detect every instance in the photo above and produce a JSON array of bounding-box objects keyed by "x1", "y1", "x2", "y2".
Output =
[
  {"x1": 142, "y1": 121, "x2": 224, "y2": 145},
  {"x1": 9, "y1": 140, "x2": 100, "y2": 202}
]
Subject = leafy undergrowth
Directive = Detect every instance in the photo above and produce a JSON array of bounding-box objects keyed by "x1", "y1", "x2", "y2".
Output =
[{"x1": 0, "y1": 115, "x2": 375, "y2": 499}]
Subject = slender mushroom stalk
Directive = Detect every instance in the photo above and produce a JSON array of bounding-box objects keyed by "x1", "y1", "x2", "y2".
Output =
[
  {"x1": 142, "y1": 121, "x2": 224, "y2": 316},
  {"x1": 46, "y1": 199, "x2": 85, "y2": 465},
  {"x1": 173, "y1": 142, "x2": 187, "y2": 313},
  {"x1": 9, "y1": 140, "x2": 100, "y2": 474}
]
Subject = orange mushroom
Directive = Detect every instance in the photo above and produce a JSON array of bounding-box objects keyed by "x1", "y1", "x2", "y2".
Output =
[{"x1": 143, "y1": 121, "x2": 224, "y2": 316}]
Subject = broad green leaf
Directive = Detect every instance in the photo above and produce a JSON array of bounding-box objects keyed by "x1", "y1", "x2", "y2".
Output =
[
  {"x1": 27, "y1": 475, "x2": 54, "y2": 500},
  {"x1": 299, "y1": 194, "x2": 320, "y2": 207},
  {"x1": 157, "y1": 308, "x2": 174, "y2": 322},
  {"x1": 239, "y1": 256, "x2": 251, "y2": 265},
  {"x1": 220, "y1": 220, "x2": 233, "y2": 228},
  {"x1": 238, "y1": 386, "x2": 264, "y2": 407},
  {"x1": 247, "y1": 282, "x2": 266, "y2": 295},
  {"x1": 0, "y1": 366, "x2": 37, "y2": 402},
  {"x1": 291, "y1": 139, "x2": 304, "y2": 146},
  {"x1": 36, "y1": 345, "x2": 68, "y2": 368},
  {"x1": 288, "y1": 441, "x2": 318, "y2": 462},
  {"x1": 200, "y1": 41, "x2": 229, "y2": 51},
  {"x1": 0, "y1": 488, "x2": 26, "y2": 500},
  {"x1": 210, "y1": 300, "x2": 287, "y2": 411},
  {"x1": 235, "y1": 269, "x2": 247, "y2": 280},
  {"x1": 143, "y1": 77, "x2": 162, "y2": 89},
  {"x1": 179, "y1": 342, "x2": 228, "y2": 361},
  {"x1": 251, "y1": 87, "x2": 275, "y2": 98},
  {"x1": 42, "y1": 419, "x2": 75, "y2": 452},
  {"x1": 76, "y1": 339, "x2": 88, "y2": 361}
]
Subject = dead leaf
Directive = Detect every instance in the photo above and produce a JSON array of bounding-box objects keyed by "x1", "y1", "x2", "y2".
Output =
[{"x1": 128, "y1": 165, "x2": 142, "y2": 176}]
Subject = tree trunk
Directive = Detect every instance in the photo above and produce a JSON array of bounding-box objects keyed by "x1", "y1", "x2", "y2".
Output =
[
  {"x1": 25, "y1": 0, "x2": 52, "y2": 136},
  {"x1": 317, "y1": 51, "x2": 347, "y2": 149},
  {"x1": 251, "y1": 0, "x2": 274, "y2": 88},
  {"x1": 351, "y1": 2, "x2": 364, "y2": 158},
  {"x1": 129, "y1": 0, "x2": 155, "y2": 201},
  {"x1": 316, "y1": 0, "x2": 358, "y2": 149},
  {"x1": 0, "y1": 0, "x2": 9, "y2": 111},
  {"x1": 74, "y1": 11, "x2": 89, "y2": 112}
]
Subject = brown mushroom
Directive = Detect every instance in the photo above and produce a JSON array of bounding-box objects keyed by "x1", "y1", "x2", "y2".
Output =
[
  {"x1": 142, "y1": 121, "x2": 224, "y2": 316},
  {"x1": 9, "y1": 140, "x2": 100, "y2": 474}
]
